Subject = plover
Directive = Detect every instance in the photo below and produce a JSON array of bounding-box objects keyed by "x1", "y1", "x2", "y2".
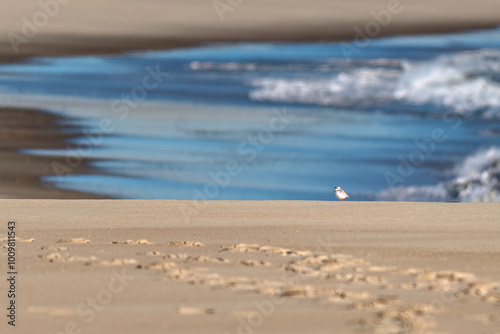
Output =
[{"x1": 334, "y1": 186, "x2": 350, "y2": 201}]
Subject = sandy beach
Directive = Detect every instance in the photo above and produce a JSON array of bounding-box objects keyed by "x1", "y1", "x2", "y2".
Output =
[
  {"x1": 1, "y1": 1, "x2": 500, "y2": 333},
  {"x1": 1, "y1": 201, "x2": 500, "y2": 333},
  {"x1": 1, "y1": 0, "x2": 500, "y2": 62}
]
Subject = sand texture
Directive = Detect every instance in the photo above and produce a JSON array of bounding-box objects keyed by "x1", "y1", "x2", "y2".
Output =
[
  {"x1": 1, "y1": 200, "x2": 499, "y2": 333},
  {"x1": 1, "y1": 0, "x2": 500, "y2": 61}
]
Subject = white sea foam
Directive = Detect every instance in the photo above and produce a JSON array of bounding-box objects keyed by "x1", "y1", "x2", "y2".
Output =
[
  {"x1": 377, "y1": 146, "x2": 500, "y2": 202},
  {"x1": 248, "y1": 49, "x2": 500, "y2": 118},
  {"x1": 394, "y1": 50, "x2": 500, "y2": 117},
  {"x1": 249, "y1": 67, "x2": 399, "y2": 107}
]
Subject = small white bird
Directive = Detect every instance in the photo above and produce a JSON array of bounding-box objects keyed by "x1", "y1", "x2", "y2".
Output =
[{"x1": 334, "y1": 186, "x2": 350, "y2": 201}]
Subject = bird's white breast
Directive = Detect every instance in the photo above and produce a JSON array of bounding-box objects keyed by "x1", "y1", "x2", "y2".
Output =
[{"x1": 335, "y1": 189, "x2": 347, "y2": 199}]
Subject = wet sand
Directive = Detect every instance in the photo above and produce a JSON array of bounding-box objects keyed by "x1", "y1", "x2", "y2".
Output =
[
  {"x1": 0, "y1": 107, "x2": 103, "y2": 198},
  {"x1": 1, "y1": 200, "x2": 499, "y2": 333}
]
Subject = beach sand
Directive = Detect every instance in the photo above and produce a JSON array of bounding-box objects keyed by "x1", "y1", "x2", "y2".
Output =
[
  {"x1": 1, "y1": 200, "x2": 500, "y2": 333},
  {"x1": 1, "y1": 2, "x2": 500, "y2": 333},
  {"x1": 1, "y1": 0, "x2": 500, "y2": 62}
]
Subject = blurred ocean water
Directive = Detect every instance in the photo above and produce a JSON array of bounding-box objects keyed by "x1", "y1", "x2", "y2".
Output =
[{"x1": 0, "y1": 28, "x2": 499, "y2": 201}]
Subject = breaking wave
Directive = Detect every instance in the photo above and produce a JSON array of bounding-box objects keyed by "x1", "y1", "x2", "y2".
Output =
[
  {"x1": 248, "y1": 49, "x2": 500, "y2": 118},
  {"x1": 249, "y1": 67, "x2": 399, "y2": 107},
  {"x1": 395, "y1": 50, "x2": 500, "y2": 117},
  {"x1": 377, "y1": 146, "x2": 500, "y2": 202}
]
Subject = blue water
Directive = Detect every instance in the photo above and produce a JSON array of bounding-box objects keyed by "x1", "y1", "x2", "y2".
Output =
[{"x1": 1, "y1": 28, "x2": 499, "y2": 201}]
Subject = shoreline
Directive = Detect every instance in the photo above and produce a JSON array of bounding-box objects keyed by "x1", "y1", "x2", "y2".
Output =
[
  {"x1": 1, "y1": 22, "x2": 498, "y2": 199},
  {"x1": 0, "y1": 107, "x2": 104, "y2": 199},
  {"x1": 0, "y1": 0, "x2": 499, "y2": 198},
  {"x1": 1, "y1": 22, "x2": 500, "y2": 64}
]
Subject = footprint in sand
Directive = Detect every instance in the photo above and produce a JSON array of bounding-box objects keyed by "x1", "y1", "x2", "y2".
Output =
[
  {"x1": 464, "y1": 282, "x2": 499, "y2": 296},
  {"x1": 136, "y1": 251, "x2": 163, "y2": 256},
  {"x1": 137, "y1": 261, "x2": 178, "y2": 270},
  {"x1": 57, "y1": 238, "x2": 90, "y2": 244},
  {"x1": 134, "y1": 241, "x2": 500, "y2": 334},
  {"x1": 238, "y1": 259, "x2": 272, "y2": 267},
  {"x1": 364, "y1": 265, "x2": 397, "y2": 273},
  {"x1": 351, "y1": 295, "x2": 400, "y2": 310},
  {"x1": 221, "y1": 243, "x2": 260, "y2": 253},
  {"x1": 38, "y1": 252, "x2": 67, "y2": 262},
  {"x1": 166, "y1": 268, "x2": 223, "y2": 286},
  {"x1": 186, "y1": 255, "x2": 229, "y2": 263},
  {"x1": 481, "y1": 292, "x2": 500, "y2": 303},
  {"x1": 167, "y1": 241, "x2": 204, "y2": 247},
  {"x1": 280, "y1": 285, "x2": 371, "y2": 300},
  {"x1": 38, "y1": 252, "x2": 99, "y2": 263},
  {"x1": 368, "y1": 303, "x2": 438, "y2": 333},
  {"x1": 91, "y1": 258, "x2": 138, "y2": 266},
  {"x1": 163, "y1": 253, "x2": 188, "y2": 259},
  {"x1": 138, "y1": 261, "x2": 264, "y2": 291},
  {"x1": 259, "y1": 245, "x2": 312, "y2": 257},
  {"x1": 111, "y1": 239, "x2": 149, "y2": 245},
  {"x1": 221, "y1": 243, "x2": 311, "y2": 257},
  {"x1": 41, "y1": 246, "x2": 68, "y2": 251}
]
